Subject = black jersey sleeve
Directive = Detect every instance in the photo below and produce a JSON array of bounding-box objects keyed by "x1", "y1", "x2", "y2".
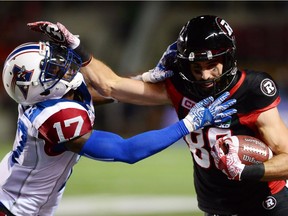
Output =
[{"x1": 236, "y1": 70, "x2": 280, "y2": 113}]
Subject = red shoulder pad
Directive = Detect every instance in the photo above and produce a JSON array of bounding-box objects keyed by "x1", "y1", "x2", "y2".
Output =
[{"x1": 39, "y1": 107, "x2": 92, "y2": 144}]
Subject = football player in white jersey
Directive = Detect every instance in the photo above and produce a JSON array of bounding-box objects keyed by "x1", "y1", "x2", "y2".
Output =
[{"x1": 0, "y1": 40, "x2": 236, "y2": 215}]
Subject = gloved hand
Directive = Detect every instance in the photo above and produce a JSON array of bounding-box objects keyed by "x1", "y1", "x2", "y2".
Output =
[
  {"x1": 28, "y1": 21, "x2": 92, "y2": 66},
  {"x1": 209, "y1": 92, "x2": 237, "y2": 128},
  {"x1": 142, "y1": 42, "x2": 177, "y2": 83},
  {"x1": 211, "y1": 136, "x2": 245, "y2": 181},
  {"x1": 27, "y1": 21, "x2": 80, "y2": 49},
  {"x1": 183, "y1": 91, "x2": 237, "y2": 132}
]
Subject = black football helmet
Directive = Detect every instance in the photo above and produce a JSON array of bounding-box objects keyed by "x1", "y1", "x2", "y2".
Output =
[{"x1": 176, "y1": 15, "x2": 237, "y2": 99}]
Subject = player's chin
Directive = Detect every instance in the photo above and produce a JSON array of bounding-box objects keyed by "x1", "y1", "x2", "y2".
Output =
[{"x1": 199, "y1": 84, "x2": 214, "y2": 92}]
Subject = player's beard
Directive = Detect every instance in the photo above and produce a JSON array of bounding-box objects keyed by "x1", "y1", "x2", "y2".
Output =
[{"x1": 180, "y1": 68, "x2": 238, "y2": 100}]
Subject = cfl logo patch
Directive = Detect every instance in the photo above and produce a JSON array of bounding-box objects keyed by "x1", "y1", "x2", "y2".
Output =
[
  {"x1": 260, "y1": 78, "x2": 277, "y2": 97},
  {"x1": 262, "y1": 196, "x2": 277, "y2": 210},
  {"x1": 181, "y1": 97, "x2": 195, "y2": 109}
]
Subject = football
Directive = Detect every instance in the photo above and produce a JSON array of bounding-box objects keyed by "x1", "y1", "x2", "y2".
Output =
[{"x1": 219, "y1": 135, "x2": 273, "y2": 165}]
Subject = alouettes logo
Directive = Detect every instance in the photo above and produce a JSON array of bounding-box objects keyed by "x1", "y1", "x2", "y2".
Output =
[{"x1": 11, "y1": 64, "x2": 34, "y2": 99}]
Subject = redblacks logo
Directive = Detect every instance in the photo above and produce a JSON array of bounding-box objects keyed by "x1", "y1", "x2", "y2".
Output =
[
  {"x1": 262, "y1": 196, "x2": 277, "y2": 210},
  {"x1": 216, "y1": 17, "x2": 234, "y2": 39}
]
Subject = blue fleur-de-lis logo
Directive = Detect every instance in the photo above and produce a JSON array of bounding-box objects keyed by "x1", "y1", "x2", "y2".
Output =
[{"x1": 11, "y1": 64, "x2": 34, "y2": 99}]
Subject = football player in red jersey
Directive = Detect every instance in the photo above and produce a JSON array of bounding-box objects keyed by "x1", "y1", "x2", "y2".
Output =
[
  {"x1": 28, "y1": 15, "x2": 288, "y2": 215},
  {"x1": 0, "y1": 40, "x2": 235, "y2": 215}
]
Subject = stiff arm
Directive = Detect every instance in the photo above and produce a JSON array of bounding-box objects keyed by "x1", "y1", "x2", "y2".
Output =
[{"x1": 81, "y1": 57, "x2": 171, "y2": 106}]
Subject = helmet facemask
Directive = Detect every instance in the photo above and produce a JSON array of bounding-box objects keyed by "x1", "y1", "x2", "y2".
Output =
[
  {"x1": 178, "y1": 48, "x2": 237, "y2": 99},
  {"x1": 39, "y1": 42, "x2": 82, "y2": 95}
]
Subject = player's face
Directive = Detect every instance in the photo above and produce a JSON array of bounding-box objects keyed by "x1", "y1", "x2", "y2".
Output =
[
  {"x1": 190, "y1": 57, "x2": 223, "y2": 89},
  {"x1": 45, "y1": 53, "x2": 78, "y2": 82},
  {"x1": 62, "y1": 63, "x2": 78, "y2": 82}
]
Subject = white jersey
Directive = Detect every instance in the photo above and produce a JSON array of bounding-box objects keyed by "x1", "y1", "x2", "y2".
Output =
[{"x1": 0, "y1": 85, "x2": 95, "y2": 215}]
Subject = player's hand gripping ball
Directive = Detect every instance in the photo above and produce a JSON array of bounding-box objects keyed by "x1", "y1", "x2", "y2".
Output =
[
  {"x1": 217, "y1": 135, "x2": 273, "y2": 165},
  {"x1": 211, "y1": 135, "x2": 273, "y2": 180}
]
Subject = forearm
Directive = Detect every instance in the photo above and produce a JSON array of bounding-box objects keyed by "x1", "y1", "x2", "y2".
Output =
[
  {"x1": 240, "y1": 154, "x2": 288, "y2": 181},
  {"x1": 255, "y1": 108, "x2": 288, "y2": 181},
  {"x1": 79, "y1": 120, "x2": 189, "y2": 164},
  {"x1": 81, "y1": 57, "x2": 117, "y2": 98},
  {"x1": 109, "y1": 77, "x2": 170, "y2": 105},
  {"x1": 261, "y1": 153, "x2": 288, "y2": 181},
  {"x1": 81, "y1": 57, "x2": 170, "y2": 105},
  {"x1": 87, "y1": 84, "x2": 116, "y2": 105}
]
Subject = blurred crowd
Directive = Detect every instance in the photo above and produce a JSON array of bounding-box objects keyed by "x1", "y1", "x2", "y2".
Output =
[{"x1": 0, "y1": 1, "x2": 288, "y2": 143}]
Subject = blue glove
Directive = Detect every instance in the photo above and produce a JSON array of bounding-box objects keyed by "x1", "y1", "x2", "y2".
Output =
[
  {"x1": 208, "y1": 92, "x2": 237, "y2": 127},
  {"x1": 142, "y1": 42, "x2": 177, "y2": 83},
  {"x1": 183, "y1": 92, "x2": 237, "y2": 132}
]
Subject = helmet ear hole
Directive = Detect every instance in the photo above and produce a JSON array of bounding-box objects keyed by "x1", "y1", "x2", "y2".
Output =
[
  {"x1": 39, "y1": 59, "x2": 45, "y2": 70},
  {"x1": 40, "y1": 90, "x2": 50, "y2": 96}
]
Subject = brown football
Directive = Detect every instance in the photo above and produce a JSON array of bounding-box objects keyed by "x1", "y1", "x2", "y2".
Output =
[{"x1": 219, "y1": 135, "x2": 273, "y2": 165}]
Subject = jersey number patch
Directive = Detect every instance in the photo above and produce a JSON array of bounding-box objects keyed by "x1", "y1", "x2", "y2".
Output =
[
  {"x1": 184, "y1": 127, "x2": 232, "y2": 168},
  {"x1": 53, "y1": 116, "x2": 84, "y2": 142}
]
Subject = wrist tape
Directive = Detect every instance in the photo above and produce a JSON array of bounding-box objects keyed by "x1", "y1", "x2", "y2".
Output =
[
  {"x1": 75, "y1": 44, "x2": 92, "y2": 66},
  {"x1": 241, "y1": 163, "x2": 265, "y2": 181}
]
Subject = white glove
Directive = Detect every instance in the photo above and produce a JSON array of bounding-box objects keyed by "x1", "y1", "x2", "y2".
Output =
[
  {"x1": 27, "y1": 21, "x2": 80, "y2": 49},
  {"x1": 211, "y1": 136, "x2": 245, "y2": 181},
  {"x1": 183, "y1": 91, "x2": 237, "y2": 132}
]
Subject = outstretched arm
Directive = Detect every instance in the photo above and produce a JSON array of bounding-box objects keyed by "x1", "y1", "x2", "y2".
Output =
[
  {"x1": 81, "y1": 57, "x2": 170, "y2": 105},
  {"x1": 77, "y1": 122, "x2": 189, "y2": 164},
  {"x1": 27, "y1": 21, "x2": 170, "y2": 106},
  {"x1": 65, "y1": 92, "x2": 236, "y2": 164}
]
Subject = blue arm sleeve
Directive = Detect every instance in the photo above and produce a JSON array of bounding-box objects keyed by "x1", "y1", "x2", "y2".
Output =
[{"x1": 79, "y1": 120, "x2": 189, "y2": 164}]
